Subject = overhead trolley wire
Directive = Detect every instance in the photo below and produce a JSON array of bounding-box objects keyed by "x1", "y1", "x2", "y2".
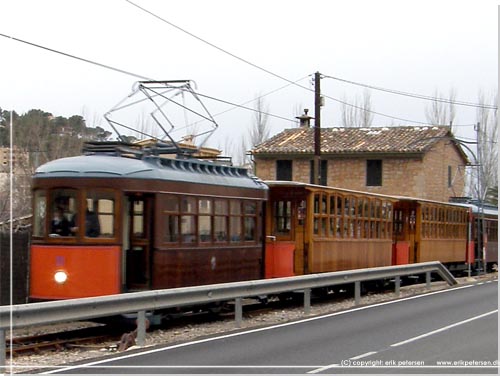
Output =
[
  {"x1": 124, "y1": 0, "x2": 302, "y2": 88},
  {"x1": 124, "y1": 1, "x2": 482, "y2": 128},
  {"x1": 0, "y1": 31, "x2": 300, "y2": 125},
  {"x1": 323, "y1": 74, "x2": 498, "y2": 110},
  {"x1": 0, "y1": 32, "x2": 153, "y2": 81}
]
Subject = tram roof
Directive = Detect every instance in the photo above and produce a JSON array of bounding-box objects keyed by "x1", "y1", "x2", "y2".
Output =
[
  {"x1": 264, "y1": 180, "x2": 400, "y2": 201},
  {"x1": 34, "y1": 154, "x2": 268, "y2": 191},
  {"x1": 265, "y1": 180, "x2": 490, "y2": 210}
]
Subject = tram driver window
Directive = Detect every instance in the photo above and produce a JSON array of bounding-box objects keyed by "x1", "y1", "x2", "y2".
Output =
[
  {"x1": 84, "y1": 191, "x2": 115, "y2": 238},
  {"x1": 49, "y1": 189, "x2": 77, "y2": 237},
  {"x1": 33, "y1": 190, "x2": 46, "y2": 237}
]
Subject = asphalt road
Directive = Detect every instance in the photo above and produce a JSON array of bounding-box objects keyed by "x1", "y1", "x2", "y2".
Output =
[{"x1": 47, "y1": 279, "x2": 498, "y2": 374}]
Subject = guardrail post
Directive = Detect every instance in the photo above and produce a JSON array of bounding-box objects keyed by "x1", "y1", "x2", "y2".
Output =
[
  {"x1": 235, "y1": 298, "x2": 243, "y2": 328},
  {"x1": 136, "y1": 311, "x2": 146, "y2": 347},
  {"x1": 426, "y1": 271, "x2": 431, "y2": 290},
  {"x1": 0, "y1": 328, "x2": 5, "y2": 370},
  {"x1": 303, "y1": 288, "x2": 311, "y2": 315},
  {"x1": 354, "y1": 281, "x2": 361, "y2": 305},
  {"x1": 395, "y1": 276, "x2": 401, "y2": 297}
]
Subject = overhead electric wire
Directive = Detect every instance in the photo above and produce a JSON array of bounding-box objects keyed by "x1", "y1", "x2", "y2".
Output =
[
  {"x1": 190, "y1": 90, "x2": 297, "y2": 123},
  {"x1": 0, "y1": 32, "x2": 153, "y2": 81},
  {"x1": 323, "y1": 74, "x2": 498, "y2": 110},
  {"x1": 319, "y1": 89, "x2": 476, "y2": 128},
  {"x1": 0, "y1": 31, "x2": 301, "y2": 126},
  {"x1": 124, "y1": 1, "x2": 482, "y2": 128},
  {"x1": 124, "y1": 0, "x2": 302, "y2": 88}
]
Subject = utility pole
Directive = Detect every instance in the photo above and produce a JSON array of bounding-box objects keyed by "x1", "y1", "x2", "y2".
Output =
[
  {"x1": 313, "y1": 71, "x2": 321, "y2": 185},
  {"x1": 475, "y1": 122, "x2": 486, "y2": 274}
]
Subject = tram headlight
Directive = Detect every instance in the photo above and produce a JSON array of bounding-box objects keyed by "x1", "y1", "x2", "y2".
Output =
[{"x1": 54, "y1": 271, "x2": 68, "y2": 284}]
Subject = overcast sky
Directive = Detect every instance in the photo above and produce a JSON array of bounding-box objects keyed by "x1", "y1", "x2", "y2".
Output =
[{"x1": 1, "y1": 0, "x2": 497, "y2": 155}]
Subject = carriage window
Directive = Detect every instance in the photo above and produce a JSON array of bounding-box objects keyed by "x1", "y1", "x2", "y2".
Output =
[
  {"x1": 274, "y1": 200, "x2": 292, "y2": 235},
  {"x1": 132, "y1": 200, "x2": 144, "y2": 237},
  {"x1": 86, "y1": 191, "x2": 115, "y2": 238},
  {"x1": 181, "y1": 215, "x2": 196, "y2": 243},
  {"x1": 199, "y1": 199, "x2": 212, "y2": 243},
  {"x1": 50, "y1": 189, "x2": 77, "y2": 237},
  {"x1": 244, "y1": 217, "x2": 256, "y2": 241},
  {"x1": 182, "y1": 197, "x2": 196, "y2": 213},
  {"x1": 214, "y1": 200, "x2": 228, "y2": 242},
  {"x1": 163, "y1": 195, "x2": 179, "y2": 212},
  {"x1": 243, "y1": 201, "x2": 258, "y2": 241},
  {"x1": 164, "y1": 215, "x2": 179, "y2": 242},
  {"x1": 33, "y1": 190, "x2": 46, "y2": 237},
  {"x1": 162, "y1": 195, "x2": 179, "y2": 243},
  {"x1": 230, "y1": 200, "x2": 242, "y2": 242}
]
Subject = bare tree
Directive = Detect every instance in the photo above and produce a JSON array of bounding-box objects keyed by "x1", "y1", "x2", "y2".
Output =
[
  {"x1": 340, "y1": 89, "x2": 374, "y2": 127},
  {"x1": 425, "y1": 88, "x2": 457, "y2": 130},
  {"x1": 249, "y1": 95, "x2": 270, "y2": 147},
  {"x1": 468, "y1": 90, "x2": 498, "y2": 201},
  {"x1": 236, "y1": 95, "x2": 271, "y2": 168}
]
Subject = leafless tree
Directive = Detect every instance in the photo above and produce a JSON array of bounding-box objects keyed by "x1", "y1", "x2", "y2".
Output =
[
  {"x1": 468, "y1": 90, "x2": 498, "y2": 200},
  {"x1": 340, "y1": 89, "x2": 374, "y2": 127},
  {"x1": 425, "y1": 88, "x2": 457, "y2": 130},
  {"x1": 236, "y1": 95, "x2": 271, "y2": 168},
  {"x1": 249, "y1": 96, "x2": 271, "y2": 147}
]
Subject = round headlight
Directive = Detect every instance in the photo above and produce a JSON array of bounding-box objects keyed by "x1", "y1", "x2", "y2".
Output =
[{"x1": 54, "y1": 271, "x2": 68, "y2": 284}]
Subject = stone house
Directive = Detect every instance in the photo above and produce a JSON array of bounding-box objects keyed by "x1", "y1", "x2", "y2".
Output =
[{"x1": 250, "y1": 125, "x2": 469, "y2": 202}]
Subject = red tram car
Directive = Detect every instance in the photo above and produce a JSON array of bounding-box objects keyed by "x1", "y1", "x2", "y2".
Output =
[
  {"x1": 29, "y1": 144, "x2": 491, "y2": 302},
  {"x1": 30, "y1": 144, "x2": 267, "y2": 300}
]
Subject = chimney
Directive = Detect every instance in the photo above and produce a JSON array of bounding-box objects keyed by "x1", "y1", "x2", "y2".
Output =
[{"x1": 296, "y1": 109, "x2": 314, "y2": 128}]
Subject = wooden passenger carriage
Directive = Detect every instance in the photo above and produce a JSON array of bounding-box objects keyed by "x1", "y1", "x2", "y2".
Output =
[
  {"x1": 393, "y1": 198, "x2": 470, "y2": 269},
  {"x1": 265, "y1": 181, "x2": 396, "y2": 277},
  {"x1": 30, "y1": 146, "x2": 268, "y2": 300}
]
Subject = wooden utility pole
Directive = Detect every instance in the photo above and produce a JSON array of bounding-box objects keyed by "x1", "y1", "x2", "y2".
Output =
[{"x1": 313, "y1": 71, "x2": 321, "y2": 185}]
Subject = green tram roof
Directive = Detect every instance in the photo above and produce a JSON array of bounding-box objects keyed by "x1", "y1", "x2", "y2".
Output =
[{"x1": 34, "y1": 154, "x2": 268, "y2": 192}]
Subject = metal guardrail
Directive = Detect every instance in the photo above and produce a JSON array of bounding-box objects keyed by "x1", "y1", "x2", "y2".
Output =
[{"x1": 0, "y1": 261, "x2": 457, "y2": 367}]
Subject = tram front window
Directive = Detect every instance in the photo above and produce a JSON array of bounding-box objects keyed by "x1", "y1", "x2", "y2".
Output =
[
  {"x1": 33, "y1": 190, "x2": 46, "y2": 237},
  {"x1": 49, "y1": 189, "x2": 77, "y2": 237},
  {"x1": 85, "y1": 190, "x2": 115, "y2": 238}
]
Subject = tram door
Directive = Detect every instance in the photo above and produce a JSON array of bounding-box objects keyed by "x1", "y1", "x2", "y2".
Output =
[
  {"x1": 393, "y1": 202, "x2": 417, "y2": 264},
  {"x1": 126, "y1": 195, "x2": 153, "y2": 290}
]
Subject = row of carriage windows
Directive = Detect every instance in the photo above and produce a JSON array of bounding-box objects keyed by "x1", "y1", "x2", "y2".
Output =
[
  {"x1": 275, "y1": 195, "x2": 470, "y2": 241},
  {"x1": 33, "y1": 189, "x2": 114, "y2": 239},
  {"x1": 420, "y1": 205, "x2": 468, "y2": 239},
  {"x1": 160, "y1": 195, "x2": 259, "y2": 244},
  {"x1": 34, "y1": 189, "x2": 259, "y2": 244},
  {"x1": 311, "y1": 193, "x2": 394, "y2": 239}
]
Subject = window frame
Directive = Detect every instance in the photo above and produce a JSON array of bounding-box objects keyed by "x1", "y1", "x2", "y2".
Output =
[{"x1": 366, "y1": 159, "x2": 383, "y2": 187}]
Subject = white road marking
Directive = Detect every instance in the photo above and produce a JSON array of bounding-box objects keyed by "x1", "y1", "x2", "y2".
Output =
[
  {"x1": 391, "y1": 309, "x2": 498, "y2": 347},
  {"x1": 43, "y1": 280, "x2": 496, "y2": 374}
]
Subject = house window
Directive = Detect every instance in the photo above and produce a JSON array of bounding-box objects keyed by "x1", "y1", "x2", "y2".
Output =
[
  {"x1": 276, "y1": 160, "x2": 292, "y2": 181},
  {"x1": 448, "y1": 166, "x2": 452, "y2": 188},
  {"x1": 310, "y1": 160, "x2": 328, "y2": 185},
  {"x1": 366, "y1": 160, "x2": 382, "y2": 186}
]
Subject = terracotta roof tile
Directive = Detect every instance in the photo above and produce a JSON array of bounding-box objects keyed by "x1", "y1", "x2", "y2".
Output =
[{"x1": 252, "y1": 126, "x2": 453, "y2": 155}]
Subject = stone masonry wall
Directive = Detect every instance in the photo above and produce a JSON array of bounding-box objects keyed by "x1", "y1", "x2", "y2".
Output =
[{"x1": 253, "y1": 140, "x2": 466, "y2": 202}]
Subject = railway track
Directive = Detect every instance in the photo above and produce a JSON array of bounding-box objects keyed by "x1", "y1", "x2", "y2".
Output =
[
  {"x1": 7, "y1": 326, "x2": 122, "y2": 357},
  {"x1": 3, "y1": 274, "x2": 476, "y2": 358}
]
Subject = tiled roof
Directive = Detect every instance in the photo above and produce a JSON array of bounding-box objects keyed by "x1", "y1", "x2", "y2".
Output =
[{"x1": 252, "y1": 126, "x2": 456, "y2": 155}]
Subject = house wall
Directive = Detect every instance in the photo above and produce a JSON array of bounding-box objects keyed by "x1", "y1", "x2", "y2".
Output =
[{"x1": 254, "y1": 140, "x2": 466, "y2": 202}]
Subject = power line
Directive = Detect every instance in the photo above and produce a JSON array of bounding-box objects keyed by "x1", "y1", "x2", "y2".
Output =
[
  {"x1": 0, "y1": 29, "x2": 480, "y2": 129},
  {"x1": 0, "y1": 32, "x2": 153, "y2": 81},
  {"x1": 319, "y1": 88, "x2": 476, "y2": 128},
  {"x1": 0, "y1": 31, "x2": 301, "y2": 126},
  {"x1": 323, "y1": 74, "x2": 498, "y2": 110},
  {"x1": 125, "y1": 0, "x2": 301, "y2": 88},
  {"x1": 121, "y1": 1, "x2": 476, "y2": 128}
]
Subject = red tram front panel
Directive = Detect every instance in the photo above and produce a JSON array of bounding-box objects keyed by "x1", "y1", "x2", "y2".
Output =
[{"x1": 30, "y1": 245, "x2": 121, "y2": 300}]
